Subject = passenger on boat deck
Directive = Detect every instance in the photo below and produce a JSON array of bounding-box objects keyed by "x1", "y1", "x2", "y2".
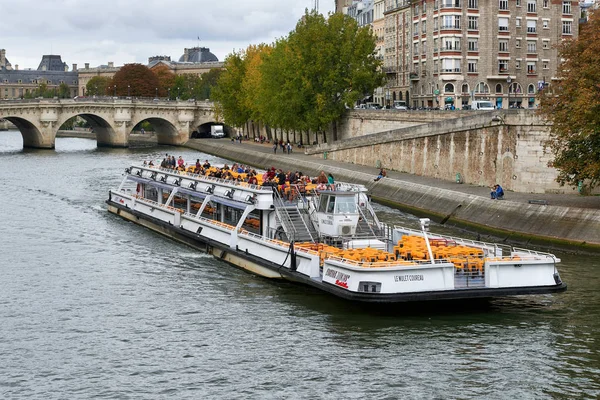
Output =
[
  {"x1": 237, "y1": 164, "x2": 245, "y2": 173},
  {"x1": 160, "y1": 158, "x2": 167, "y2": 168},
  {"x1": 327, "y1": 173, "x2": 335, "y2": 190},
  {"x1": 248, "y1": 174, "x2": 258, "y2": 185},
  {"x1": 177, "y1": 156, "x2": 185, "y2": 168},
  {"x1": 195, "y1": 159, "x2": 201, "y2": 172},
  {"x1": 203, "y1": 160, "x2": 211, "y2": 169},
  {"x1": 148, "y1": 160, "x2": 154, "y2": 166},
  {"x1": 317, "y1": 171, "x2": 328, "y2": 185},
  {"x1": 170, "y1": 156, "x2": 176, "y2": 168},
  {"x1": 222, "y1": 164, "x2": 230, "y2": 171}
]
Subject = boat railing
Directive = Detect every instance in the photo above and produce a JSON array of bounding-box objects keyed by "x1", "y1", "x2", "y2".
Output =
[
  {"x1": 511, "y1": 247, "x2": 557, "y2": 259},
  {"x1": 147, "y1": 166, "x2": 271, "y2": 192},
  {"x1": 325, "y1": 255, "x2": 447, "y2": 269}
]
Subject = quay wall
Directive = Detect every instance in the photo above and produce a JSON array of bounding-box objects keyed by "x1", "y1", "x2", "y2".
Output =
[
  {"x1": 308, "y1": 110, "x2": 580, "y2": 195},
  {"x1": 184, "y1": 140, "x2": 600, "y2": 248}
]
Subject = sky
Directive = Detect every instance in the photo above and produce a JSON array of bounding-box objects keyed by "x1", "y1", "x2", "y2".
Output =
[{"x1": 1, "y1": 0, "x2": 335, "y2": 70}]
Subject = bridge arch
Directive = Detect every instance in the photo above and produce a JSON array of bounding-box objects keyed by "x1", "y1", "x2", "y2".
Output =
[
  {"x1": 130, "y1": 115, "x2": 182, "y2": 146},
  {"x1": 193, "y1": 122, "x2": 233, "y2": 138},
  {"x1": 56, "y1": 112, "x2": 119, "y2": 147},
  {"x1": 1, "y1": 116, "x2": 47, "y2": 149}
]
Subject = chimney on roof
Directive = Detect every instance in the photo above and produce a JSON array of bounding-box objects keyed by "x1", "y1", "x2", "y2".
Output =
[
  {"x1": 108, "y1": 62, "x2": 114, "y2": 68},
  {"x1": 85, "y1": 63, "x2": 90, "y2": 69},
  {"x1": 64, "y1": 65, "x2": 68, "y2": 71},
  {"x1": 73, "y1": 63, "x2": 77, "y2": 71},
  {"x1": 15, "y1": 64, "x2": 18, "y2": 70},
  {"x1": 42, "y1": 65, "x2": 47, "y2": 71},
  {"x1": 0, "y1": 49, "x2": 5, "y2": 67}
]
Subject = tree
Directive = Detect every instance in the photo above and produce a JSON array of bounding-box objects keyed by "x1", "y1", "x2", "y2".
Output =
[
  {"x1": 58, "y1": 83, "x2": 71, "y2": 98},
  {"x1": 109, "y1": 64, "x2": 159, "y2": 97},
  {"x1": 152, "y1": 65, "x2": 176, "y2": 98},
  {"x1": 538, "y1": 10, "x2": 600, "y2": 191},
  {"x1": 86, "y1": 76, "x2": 111, "y2": 96},
  {"x1": 212, "y1": 51, "x2": 251, "y2": 128},
  {"x1": 197, "y1": 68, "x2": 223, "y2": 100}
]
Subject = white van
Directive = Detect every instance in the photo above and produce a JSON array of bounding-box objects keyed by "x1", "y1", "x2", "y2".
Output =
[
  {"x1": 472, "y1": 100, "x2": 495, "y2": 110},
  {"x1": 393, "y1": 100, "x2": 408, "y2": 110}
]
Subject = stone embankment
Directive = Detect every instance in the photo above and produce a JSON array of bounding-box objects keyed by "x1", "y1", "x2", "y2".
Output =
[{"x1": 186, "y1": 139, "x2": 600, "y2": 251}]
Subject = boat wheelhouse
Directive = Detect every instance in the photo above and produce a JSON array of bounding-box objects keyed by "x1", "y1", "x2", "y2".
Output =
[{"x1": 107, "y1": 164, "x2": 566, "y2": 303}]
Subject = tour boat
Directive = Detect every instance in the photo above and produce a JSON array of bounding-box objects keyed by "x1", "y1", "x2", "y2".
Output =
[{"x1": 106, "y1": 164, "x2": 566, "y2": 303}]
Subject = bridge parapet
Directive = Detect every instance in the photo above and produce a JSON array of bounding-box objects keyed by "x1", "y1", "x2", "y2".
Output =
[{"x1": 0, "y1": 98, "x2": 217, "y2": 149}]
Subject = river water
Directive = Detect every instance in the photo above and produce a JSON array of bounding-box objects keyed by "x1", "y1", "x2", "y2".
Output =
[{"x1": 0, "y1": 131, "x2": 598, "y2": 399}]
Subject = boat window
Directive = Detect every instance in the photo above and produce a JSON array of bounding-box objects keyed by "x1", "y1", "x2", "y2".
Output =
[
  {"x1": 318, "y1": 195, "x2": 330, "y2": 213},
  {"x1": 327, "y1": 196, "x2": 336, "y2": 213},
  {"x1": 335, "y1": 196, "x2": 358, "y2": 214}
]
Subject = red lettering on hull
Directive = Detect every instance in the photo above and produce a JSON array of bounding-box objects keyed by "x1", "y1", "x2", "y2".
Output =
[{"x1": 335, "y1": 280, "x2": 349, "y2": 289}]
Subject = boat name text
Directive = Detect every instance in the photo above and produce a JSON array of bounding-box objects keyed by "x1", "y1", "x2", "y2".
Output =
[{"x1": 394, "y1": 274, "x2": 425, "y2": 282}]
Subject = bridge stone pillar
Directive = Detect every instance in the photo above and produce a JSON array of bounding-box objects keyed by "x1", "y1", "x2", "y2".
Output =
[
  {"x1": 156, "y1": 121, "x2": 191, "y2": 146},
  {"x1": 96, "y1": 121, "x2": 129, "y2": 148},
  {"x1": 23, "y1": 121, "x2": 57, "y2": 149}
]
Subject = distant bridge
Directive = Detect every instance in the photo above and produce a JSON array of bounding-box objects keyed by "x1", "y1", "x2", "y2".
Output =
[{"x1": 0, "y1": 98, "x2": 222, "y2": 148}]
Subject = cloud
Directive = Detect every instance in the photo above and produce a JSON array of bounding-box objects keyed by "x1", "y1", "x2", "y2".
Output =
[{"x1": 1, "y1": 0, "x2": 334, "y2": 68}]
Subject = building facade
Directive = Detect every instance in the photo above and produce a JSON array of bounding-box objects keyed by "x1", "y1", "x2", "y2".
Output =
[
  {"x1": 409, "y1": 0, "x2": 579, "y2": 110},
  {"x1": 0, "y1": 50, "x2": 78, "y2": 99},
  {"x1": 383, "y1": 0, "x2": 412, "y2": 106}
]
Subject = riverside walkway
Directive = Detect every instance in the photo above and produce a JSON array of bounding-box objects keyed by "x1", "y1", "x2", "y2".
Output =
[{"x1": 185, "y1": 138, "x2": 600, "y2": 249}]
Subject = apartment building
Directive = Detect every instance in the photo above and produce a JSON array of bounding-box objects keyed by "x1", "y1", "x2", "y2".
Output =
[
  {"x1": 410, "y1": 0, "x2": 579, "y2": 109},
  {"x1": 383, "y1": 0, "x2": 412, "y2": 105}
]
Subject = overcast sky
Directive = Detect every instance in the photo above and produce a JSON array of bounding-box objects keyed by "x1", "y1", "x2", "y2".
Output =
[{"x1": 1, "y1": 0, "x2": 335, "y2": 70}]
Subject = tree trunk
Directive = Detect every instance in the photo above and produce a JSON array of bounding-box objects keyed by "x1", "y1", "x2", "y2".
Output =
[{"x1": 332, "y1": 120, "x2": 338, "y2": 142}]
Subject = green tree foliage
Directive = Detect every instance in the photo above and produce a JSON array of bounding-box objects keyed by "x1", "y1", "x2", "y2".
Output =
[
  {"x1": 58, "y1": 83, "x2": 71, "y2": 98},
  {"x1": 86, "y1": 76, "x2": 111, "y2": 96},
  {"x1": 24, "y1": 83, "x2": 53, "y2": 99},
  {"x1": 109, "y1": 64, "x2": 159, "y2": 97},
  {"x1": 539, "y1": 10, "x2": 600, "y2": 190},
  {"x1": 197, "y1": 68, "x2": 223, "y2": 100},
  {"x1": 213, "y1": 11, "x2": 383, "y2": 139},
  {"x1": 171, "y1": 74, "x2": 202, "y2": 100},
  {"x1": 212, "y1": 52, "x2": 251, "y2": 127}
]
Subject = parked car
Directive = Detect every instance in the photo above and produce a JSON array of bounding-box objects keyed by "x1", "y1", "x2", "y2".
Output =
[
  {"x1": 393, "y1": 100, "x2": 408, "y2": 111},
  {"x1": 472, "y1": 100, "x2": 495, "y2": 110}
]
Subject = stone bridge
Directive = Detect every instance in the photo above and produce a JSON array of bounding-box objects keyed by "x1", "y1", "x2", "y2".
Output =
[{"x1": 0, "y1": 98, "x2": 222, "y2": 148}]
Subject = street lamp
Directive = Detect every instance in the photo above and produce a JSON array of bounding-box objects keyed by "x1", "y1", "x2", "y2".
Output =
[
  {"x1": 506, "y1": 76, "x2": 512, "y2": 109},
  {"x1": 155, "y1": 87, "x2": 158, "y2": 98},
  {"x1": 114, "y1": 84, "x2": 117, "y2": 97},
  {"x1": 128, "y1": 85, "x2": 130, "y2": 97},
  {"x1": 20, "y1": 87, "x2": 23, "y2": 99},
  {"x1": 168, "y1": 88, "x2": 170, "y2": 100},
  {"x1": 386, "y1": 88, "x2": 391, "y2": 109}
]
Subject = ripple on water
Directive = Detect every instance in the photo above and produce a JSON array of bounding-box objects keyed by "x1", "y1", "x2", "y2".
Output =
[{"x1": 0, "y1": 132, "x2": 598, "y2": 399}]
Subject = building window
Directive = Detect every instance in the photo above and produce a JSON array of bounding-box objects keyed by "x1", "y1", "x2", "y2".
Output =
[
  {"x1": 468, "y1": 60, "x2": 478, "y2": 72},
  {"x1": 527, "y1": 20, "x2": 537, "y2": 33},
  {"x1": 527, "y1": 61, "x2": 537, "y2": 74},
  {"x1": 414, "y1": 22, "x2": 419, "y2": 36},
  {"x1": 542, "y1": 40, "x2": 549, "y2": 49},
  {"x1": 562, "y1": 0, "x2": 571, "y2": 14},
  {"x1": 499, "y1": 17, "x2": 509, "y2": 31},
  {"x1": 475, "y1": 82, "x2": 490, "y2": 94},
  {"x1": 422, "y1": 40, "x2": 427, "y2": 54},
  {"x1": 499, "y1": 40, "x2": 509, "y2": 52},
  {"x1": 516, "y1": 17, "x2": 522, "y2": 28},
  {"x1": 415, "y1": 4, "x2": 419, "y2": 14},
  {"x1": 442, "y1": 0, "x2": 462, "y2": 8},
  {"x1": 543, "y1": 61, "x2": 549, "y2": 69},
  {"x1": 543, "y1": 19, "x2": 549, "y2": 29},
  {"x1": 468, "y1": 0, "x2": 478, "y2": 8},
  {"x1": 516, "y1": 0, "x2": 521, "y2": 5},
  {"x1": 445, "y1": 83, "x2": 455, "y2": 93},
  {"x1": 443, "y1": 15, "x2": 461, "y2": 29},
  {"x1": 562, "y1": 20, "x2": 572, "y2": 34},
  {"x1": 422, "y1": 21, "x2": 427, "y2": 33},
  {"x1": 462, "y1": 83, "x2": 469, "y2": 93},
  {"x1": 527, "y1": 0, "x2": 536, "y2": 13},
  {"x1": 444, "y1": 37, "x2": 461, "y2": 50},
  {"x1": 516, "y1": 39, "x2": 521, "y2": 48},
  {"x1": 527, "y1": 41, "x2": 537, "y2": 53},
  {"x1": 468, "y1": 38, "x2": 479, "y2": 51},
  {"x1": 528, "y1": 83, "x2": 536, "y2": 94},
  {"x1": 516, "y1": 60, "x2": 521, "y2": 69},
  {"x1": 414, "y1": 42, "x2": 419, "y2": 54},
  {"x1": 442, "y1": 58, "x2": 461, "y2": 72},
  {"x1": 543, "y1": 0, "x2": 549, "y2": 7},
  {"x1": 423, "y1": 1, "x2": 427, "y2": 13},
  {"x1": 434, "y1": 17, "x2": 439, "y2": 30},
  {"x1": 499, "y1": 0, "x2": 508, "y2": 10},
  {"x1": 496, "y1": 83, "x2": 503, "y2": 93},
  {"x1": 498, "y1": 60, "x2": 509, "y2": 73},
  {"x1": 468, "y1": 16, "x2": 479, "y2": 30}
]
